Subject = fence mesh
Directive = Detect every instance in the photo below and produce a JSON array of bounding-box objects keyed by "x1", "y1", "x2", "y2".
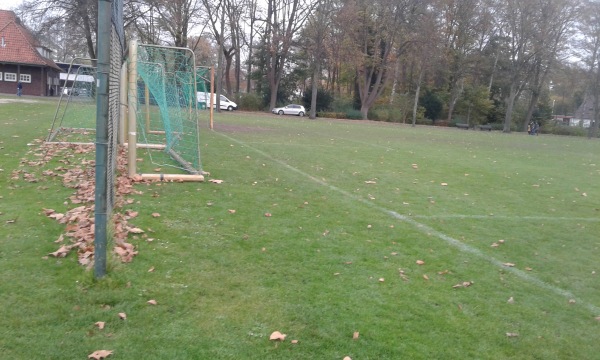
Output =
[{"x1": 106, "y1": 2, "x2": 124, "y2": 213}]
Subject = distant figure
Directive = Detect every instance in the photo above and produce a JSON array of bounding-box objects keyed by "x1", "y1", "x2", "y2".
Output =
[
  {"x1": 530, "y1": 121, "x2": 539, "y2": 135},
  {"x1": 527, "y1": 122, "x2": 532, "y2": 135},
  {"x1": 17, "y1": 82, "x2": 22, "y2": 97}
]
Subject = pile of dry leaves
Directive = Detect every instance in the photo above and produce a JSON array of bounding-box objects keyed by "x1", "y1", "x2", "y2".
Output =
[{"x1": 18, "y1": 140, "x2": 150, "y2": 267}]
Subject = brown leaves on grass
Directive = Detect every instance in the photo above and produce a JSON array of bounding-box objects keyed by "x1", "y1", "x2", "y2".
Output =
[
  {"x1": 269, "y1": 331, "x2": 286, "y2": 341},
  {"x1": 95, "y1": 321, "x2": 105, "y2": 330},
  {"x1": 453, "y1": 281, "x2": 474, "y2": 289},
  {"x1": 37, "y1": 145, "x2": 145, "y2": 266},
  {"x1": 88, "y1": 350, "x2": 113, "y2": 359}
]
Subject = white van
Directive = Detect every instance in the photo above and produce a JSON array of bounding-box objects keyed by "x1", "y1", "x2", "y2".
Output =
[{"x1": 197, "y1": 92, "x2": 238, "y2": 111}]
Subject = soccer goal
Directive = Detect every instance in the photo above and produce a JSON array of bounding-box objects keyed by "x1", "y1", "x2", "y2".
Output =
[
  {"x1": 125, "y1": 40, "x2": 204, "y2": 181},
  {"x1": 47, "y1": 59, "x2": 97, "y2": 143}
]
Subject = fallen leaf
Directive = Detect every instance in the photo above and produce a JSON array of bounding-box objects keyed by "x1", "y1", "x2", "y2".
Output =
[
  {"x1": 344, "y1": 357, "x2": 352, "y2": 360},
  {"x1": 423, "y1": 274, "x2": 429, "y2": 280},
  {"x1": 209, "y1": 179, "x2": 224, "y2": 184},
  {"x1": 364, "y1": 180, "x2": 377, "y2": 184},
  {"x1": 118, "y1": 312, "x2": 127, "y2": 320},
  {"x1": 506, "y1": 333, "x2": 519, "y2": 338},
  {"x1": 453, "y1": 281, "x2": 473, "y2": 288},
  {"x1": 264, "y1": 213, "x2": 272, "y2": 217},
  {"x1": 441, "y1": 182, "x2": 448, "y2": 186},
  {"x1": 507, "y1": 297, "x2": 514, "y2": 304},
  {"x1": 148, "y1": 266, "x2": 155, "y2": 272},
  {"x1": 95, "y1": 321, "x2": 105, "y2": 330},
  {"x1": 88, "y1": 350, "x2": 113, "y2": 359},
  {"x1": 411, "y1": 164, "x2": 418, "y2": 169},
  {"x1": 147, "y1": 299, "x2": 157, "y2": 305},
  {"x1": 503, "y1": 262, "x2": 515, "y2": 267},
  {"x1": 416, "y1": 260, "x2": 425, "y2": 265},
  {"x1": 291, "y1": 339, "x2": 299, "y2": 344},
  {"x1": 378, "y1": 278, "x2": 385, "y2": 282},
  {"x1": 353, "y1": 331, "x2": 359, "y2": 340},
  {"x1": 228, "y1": 209, "x2": 236, "y2": 214},
  {"x1": 128, "y1": 227, "x2": 145, "y2": 234},
  {"x1": 569, "y1": 299, "x2": 576, "y2": 304},
  {"x1": 269, "y1": 331, "x2": 286, "y2": 341},
  {"x1": 151, "y1": 213, "x2": 161, "y2": 217}
]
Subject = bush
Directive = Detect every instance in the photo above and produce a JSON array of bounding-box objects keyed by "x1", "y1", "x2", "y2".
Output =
[
  {"x1": 237, "y1": 92, "x2": 266, "y2": 111},
  {"x1": 541, "y1": 122, "x2": 589, "y2": 137},
  {"x1": 302, "y1": 89, "x2": 334, "y2": 112},
  {"x1": 318, "y1": 112, "x2": 347, "y2": 119},
  {"x1": 345, "y1": 109, "x2": 364, "y2": 120}
]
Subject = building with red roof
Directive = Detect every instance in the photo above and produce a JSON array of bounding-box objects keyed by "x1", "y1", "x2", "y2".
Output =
[{"x1": 0, "y1": 9, "x2": 62, "y2": 96}]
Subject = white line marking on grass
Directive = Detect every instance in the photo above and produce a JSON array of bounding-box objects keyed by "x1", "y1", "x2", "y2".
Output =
[
  {"x1": 217, "y1": 132, "x2": 600, "y2": 315},
  {"x1": 411, "y1": 215, "x2": 600, "y2": 222}
]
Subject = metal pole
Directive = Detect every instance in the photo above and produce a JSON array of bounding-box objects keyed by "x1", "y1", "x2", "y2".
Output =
[
  {"x1": 94, "y1": 0, "x2": 112, "y2": 278},
  {"x1": 210, "y1": 67, "x2": 214, "y2": 129},
  {"x1": 128, "y1": 40, "x2": 138, "y2": 177}
]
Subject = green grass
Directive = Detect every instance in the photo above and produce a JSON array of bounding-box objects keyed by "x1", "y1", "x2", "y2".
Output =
[{"x1": 1, "y1": 97, "x2": 600, "y2": 359}]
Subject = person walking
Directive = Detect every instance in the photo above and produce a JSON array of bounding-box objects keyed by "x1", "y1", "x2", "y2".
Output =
[{"x1": 17, "y1": 82, "x2": 22, "y2": 97}]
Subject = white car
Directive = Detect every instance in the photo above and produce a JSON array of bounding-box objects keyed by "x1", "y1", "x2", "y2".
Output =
[
  {"x1": 271, "y1": 104, "x2": 306, "y2": 116},
  {"x1": 197, "y1": 92, "x2": 238, "y2": 111}
]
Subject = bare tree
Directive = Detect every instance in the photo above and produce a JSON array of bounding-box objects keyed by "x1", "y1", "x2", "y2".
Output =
[
  {"x1": 301, "y1": 0, "x2": 335, "y2": 118},
  {"x1": 18, "y1": 0, "x2": 99, "y2": 60},
  {"x1": 342, "y1": 0, "x2": 424, "y2": 120},
  {"x1": 498, "y1": 0, "x2": 539, "y2": 132},
  {"x1": 522, "y1": 0, "x2": 580, "y2": 130},
  {"x1": 436, "y1": 0, "x2": 488, "y2": 122},
  {"x1": 263, "y1": 0, "x2": 316, "y2": 110},
  {"x1": 579, "y1": 0, "x2": 600, "y2": 138}
]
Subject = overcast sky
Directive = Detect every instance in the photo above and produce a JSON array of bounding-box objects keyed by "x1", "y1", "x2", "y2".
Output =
[{"x1": 2, "y1": 0, "x2": 25, "y2": 11}]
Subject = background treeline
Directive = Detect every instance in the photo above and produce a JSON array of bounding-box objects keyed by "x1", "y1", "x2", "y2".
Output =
[{"x1": 14, "y1": 0, "x2": 600, "y2": 136}]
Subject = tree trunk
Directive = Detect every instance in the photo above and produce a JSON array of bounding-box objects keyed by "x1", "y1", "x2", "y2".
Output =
[
  {"x1": 523, "y1": 90, "x2": 540, "y2": 131},
  {"x1": 360, "y1": 105, "x2": 369, "y2": 120},
  {"x1": 446, "y1": 78, "x2": 464, "y2": 122},
  {"x1": 503, "y1": 84, "x2": 518, "y2": 133},
  {"x1": 412, "y1": 69, "x2": 423, "y2": 127},
  {"x1": 310, "y1": 63, "x2": 320, "y2": 119}
]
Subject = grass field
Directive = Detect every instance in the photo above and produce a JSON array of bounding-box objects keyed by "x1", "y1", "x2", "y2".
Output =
[{"x1": 1, "y1": 95, "x2": 600, "y2": 359}]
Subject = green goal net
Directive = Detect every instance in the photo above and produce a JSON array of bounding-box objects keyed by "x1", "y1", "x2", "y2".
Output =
[{"x1": 131, "y1": 43, "x2": 202, "y2": 174}]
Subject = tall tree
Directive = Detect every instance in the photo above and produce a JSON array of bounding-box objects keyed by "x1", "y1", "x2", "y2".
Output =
[
  {"x1": 498, "y1": 0, "x2": 539, "y2": 132},
  {"x1": 146, "y1": 0, "x2": 202, "y2": 47},
  {"x1": 263, "y1": 0, "x2": 316, "y2": 109},
  {"x1": 342, "y1": 0, "x2": 424, "y2": 120},
  {"x1": 522, "y1": 0, "x2": 580, "y2": 130},
  {"x1": 579, "y1": 0, "x2": 600, "y2": 138},
  {"x1": 436, "y1": 0, "x2": 486, "y2": 122},
  {"x1": 18, "y1": 0, "x2": 99, "y2": 60},
  {"x1": 300, "y1": 0, "x2": 335, "y2": 118}
]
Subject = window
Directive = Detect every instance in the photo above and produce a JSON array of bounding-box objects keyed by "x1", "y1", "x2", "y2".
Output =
[
  {"x1": 0, "y1": 72, "x2": 3, "y2": 81},
  {"x1": 4, "y1": 73, "x2": 17, "y2": 82},
  {"x1": 20, "y1": 74, "x2": 31, "y2": 83}
]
